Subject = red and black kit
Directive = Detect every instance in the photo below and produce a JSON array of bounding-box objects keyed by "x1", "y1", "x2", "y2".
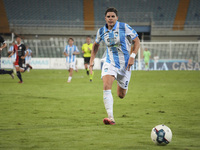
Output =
[{"x1": 14, "y1": 44, "x2": 26, "y2": 67}]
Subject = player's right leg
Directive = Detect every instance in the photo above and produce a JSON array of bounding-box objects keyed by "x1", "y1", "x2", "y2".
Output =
[
  {"x1": 15, "y1": 61, "x2": 23, "y2": 83},
  {"x1": 101, "y1": 62, "x2": 117, "y2": 125},
  {"x1": 67, "y1": 68, "x2": 73, "y2": 83},
  {"x1": 84, "y1": 57, "x2": 89, "y2": 75}
]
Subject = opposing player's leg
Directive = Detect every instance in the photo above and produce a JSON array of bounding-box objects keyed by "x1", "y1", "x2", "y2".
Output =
[
  {"x1": 0, "y1": 69, "x2": 14, "y2": 79},
  {"x1": 15, "y1": 66, "x2": 23, "y2": 83}
]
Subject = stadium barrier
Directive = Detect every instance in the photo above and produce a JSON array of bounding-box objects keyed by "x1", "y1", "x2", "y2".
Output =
[
  {"x1": 2, "y1": 57, "x2": 200, "y2": 70},
  {"x1": 1, "y1": 57, "x2": 101, "y2": 70}
]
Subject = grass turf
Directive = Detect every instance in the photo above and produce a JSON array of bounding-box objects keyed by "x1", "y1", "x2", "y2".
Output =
[{"x1": 0, "y1": 70, "x2": 200, "y2": 150}]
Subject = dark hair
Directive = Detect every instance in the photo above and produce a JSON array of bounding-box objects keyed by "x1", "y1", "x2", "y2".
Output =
[
  {"x1": 105, "y1": 7, "x2": 118, "y2": 16},
  {"x1": 68, "y1": 37, "x2": 74, "y2": 42}
]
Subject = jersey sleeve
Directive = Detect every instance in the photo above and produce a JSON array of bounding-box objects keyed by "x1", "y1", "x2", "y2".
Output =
[
  {"x1": 95, "y1": 28, "x2": 102, "y2": 44},
  {"x1": 8, "y1": 46, "x2": 13, "y2": 52},
  {"x1": 82, "y1": 44, "x2": 84, "y2": 51},
  {"x1": 63, "y1": 46, "x2": 67, "y2": 53},
  {"x1": 0, "y1": 35, "x2": 6, "y2": 44},
  {"x1": 125, "y1": 24, "x2": 138, "y2": 40},
  {"x1": 75, "y1": 46, "x2": 79, "y2": 52}
]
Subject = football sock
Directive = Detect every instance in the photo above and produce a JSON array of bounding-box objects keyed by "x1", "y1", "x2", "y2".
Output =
[
  {"x1": 86, "y1": 68, "x2": 89, "y2": 75},
  {"x1": 17, "y1": 71, "x2": 23, "y2": 82},
  {"x1": 0, "y1": 69, "x2": 12, "y2": 74},
  {"x1": 103, "y1": 90, "x2": 114, "y2": 120},
  {"x1": 89, "y1": 71, "x2": 94, "y2": 80},
  {"x1": 68, "y1": 76, "x2": 72, "y2": 81},
  {"x1": 24, "y1": 65, "x2": 29, "y2": 72}
]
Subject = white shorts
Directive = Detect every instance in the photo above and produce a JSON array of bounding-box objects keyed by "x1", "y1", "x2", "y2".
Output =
[
  {"x1": 25, "y1": 58, "x2": 31, "y2": 64},
  {"x1": 66, "y1": 62, "x2": 76, "y2": 70},
  {"x1": 11, "y1": 57, "x2": 16, "y2": 63},
  {"x1": 101, "y1": 62, "x2": 132, "y2": 89}
]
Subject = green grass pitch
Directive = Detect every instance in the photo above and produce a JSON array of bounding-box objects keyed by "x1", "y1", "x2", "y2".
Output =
[{"x1": 0, "y1": 70, "x2": 200, "y2": 150}]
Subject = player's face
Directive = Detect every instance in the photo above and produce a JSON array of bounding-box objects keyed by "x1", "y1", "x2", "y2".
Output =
[
  {"x1": 68, "y1": 39, "x2": 73, "y2": 46},
  {"x1": 16, "y1": 37, "x2": 21, "y2": 44},
  {"x1": 86, "y1": 37, "x2": 91, "y2": 44},
  {"x1": 105, "y1": 12, "x2": 118, "y2": 29}
]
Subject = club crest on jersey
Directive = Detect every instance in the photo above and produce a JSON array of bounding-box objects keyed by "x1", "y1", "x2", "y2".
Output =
[
  {"x1": 114, "y1": 32, "x2": 118, "y2": 37},
  {"x1": 104, "y1": 68, "x2": 108, "y2": 72}
]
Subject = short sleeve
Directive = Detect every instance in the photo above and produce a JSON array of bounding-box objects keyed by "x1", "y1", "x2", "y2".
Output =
[
  {"x1": 63, "y1": 46, "x2": 67, "y2": 53},
  {"x1": 75, "y1": 46, "x2": 79, "y2": 52},
  {"x1": 8, "y1": 46, "x2": 13, "y2": 52},
  {"x1": 82, "y1": 44, "x2": 84, "y2": 51},
  {"x1": 0, "y1": 36, "x2": 6, "y2": 44},
  {"x1": 95, "y1": 28, "x2": 102, "y2": 44},
  {"x1": 125, "y1": 24, "x2": 138, "y2": 40}
]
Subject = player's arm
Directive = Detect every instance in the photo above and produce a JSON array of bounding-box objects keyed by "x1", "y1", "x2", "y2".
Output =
[
  {"x1": 0, "y1": 42, "x2": 7, "y2": 51},
  {"x1": 21, "y1": 51, "x2": 28, "y2": 59},
  {"x1": 8, "y1": 51, "x2": 14, "y2": 58},
  {"x1": 63, "y1": 52, "x2": 68, "y2": 56},
  {"x1": 82, "y1": 45, "x2": 85, "y2": 54},
  {"x1": 126, "y1": 36, "x2": 140, "y2": 71},
  {"x1": 73, "y1": 51, "x2": 80, "y2": 55},
  {"x1": 73, "y1": 47, "x2": 80, "y2": 55},
  {"x1": 89, "y1": 42, "x2": 100, "y2": 74}
]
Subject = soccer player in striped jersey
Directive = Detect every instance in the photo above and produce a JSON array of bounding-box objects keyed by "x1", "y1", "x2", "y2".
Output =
[
  {"x1": 25, "y1": 45, "x2": 33, "y2": 72},
  {"x1": 63, "y1": 38, "x2": 80, "y2": 83},
  {"x1": 90, "y1": 7, "x2": 140, "y2": 125}
]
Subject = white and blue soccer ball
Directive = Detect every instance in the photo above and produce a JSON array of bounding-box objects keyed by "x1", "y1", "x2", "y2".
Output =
[{"x1": 151, "y1": 124, "x2": 172, "y2": 145}]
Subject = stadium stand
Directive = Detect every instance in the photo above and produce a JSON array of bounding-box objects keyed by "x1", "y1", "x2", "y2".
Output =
[
  {"x1": 185, "y1": 0, "x2": 200, "y2": 26},
  {"x1": 3, "y1": 0, "x2": 84, "y2": 26},
  {"x1": 0, "y1": 0, "x2": 9, "y2": 33},
  {"x1": 93, "y1": 0, "x2": 179, "y2": 27}
]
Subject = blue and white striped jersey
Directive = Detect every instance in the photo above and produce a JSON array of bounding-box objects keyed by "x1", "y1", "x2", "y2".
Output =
[
  {"x1": 95, "y1": 21, "x2": 138, "y2": 69},
  {"x1": 64, "y1": 45, "x2": 79, "y2": 63},
  {"x1": 8, "y1": 45, "x2": 16, "y2": 59},
  {"x1": 25, "y1": 48, "x2": 32, "y2": 60}
]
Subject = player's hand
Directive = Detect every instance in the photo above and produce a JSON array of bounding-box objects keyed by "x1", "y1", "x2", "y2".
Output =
[
  {"x1": 82, "y1": 51, "x2": 85, "y2": 53},
  {"x1": 21, "y1": 56, "x2": 25, "y2": 59},
  {"x1": 88, "y1": 47, "x2": 91, "y2": 51},
  {"x1": 126, "y1": 57, "x2": 134, "y2": 71},
  {"x1": 0, "y1": 48, "x2": 2, "y2": 51},
  {"x1": 89, "y1": 64, "x2": 93, "y2": 75}
]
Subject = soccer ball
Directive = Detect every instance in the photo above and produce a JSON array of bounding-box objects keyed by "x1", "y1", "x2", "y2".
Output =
[{"x1": 151, "y1": 124, "x2": 172, "y2": 145}]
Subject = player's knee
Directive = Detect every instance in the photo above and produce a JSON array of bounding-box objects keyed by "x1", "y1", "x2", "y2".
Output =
[
  {"x1": 103, "y1": 83, "x2": 111, "y2": 90},
  {"x1": 118, "y1": 92, "x2": 125, "y2": 99}
]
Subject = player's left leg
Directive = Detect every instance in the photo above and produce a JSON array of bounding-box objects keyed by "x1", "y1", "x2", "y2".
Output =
[
  {"x1": 15, "y1": 66, "x2": 23, "y2": 83},
  {"x1": 116, "y1": 69, "x2": 132, "y2": 99},
  {"x1": 84, "y1": 57, "x2": 90, "y2": 75},
  {"x1": 67, "y1": 68, "x2": 73, "y2": 83},
  {"x1": 144, "y1": 59, "x2": 149, "y2": 70},
  {"x1": 0, "y1": 69, "x2": 14, "y2": 79}
]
